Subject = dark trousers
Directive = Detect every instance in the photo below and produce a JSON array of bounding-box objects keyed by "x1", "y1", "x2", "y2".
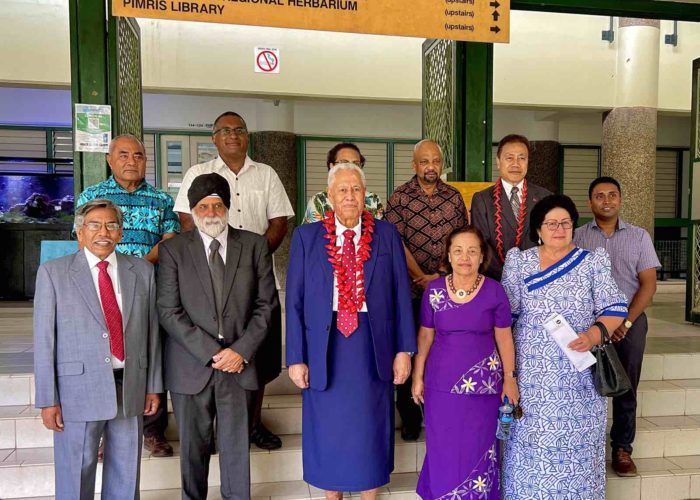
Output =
[
  {"x1": 144, "y1": 326, "x2": 169, "y2": 439},
  {"x1": 171, "y1": 371, "x2": 252, "y2": 500},
  {"x1": 395, "y1": 296, "x2": 423, "y2": 431},
  {"x1": 610, "y1": 313, "x2": 648, "y2": 454}
]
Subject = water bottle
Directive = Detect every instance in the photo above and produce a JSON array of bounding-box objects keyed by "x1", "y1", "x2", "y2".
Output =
[{"x1": 496, "y1": 396, "x2": 514, "y2": 440}]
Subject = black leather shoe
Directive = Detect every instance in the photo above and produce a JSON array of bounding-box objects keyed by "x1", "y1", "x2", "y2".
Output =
[
  {"x1": 251, "y1": 422, "x2": 282, "y2": 450},
  {"x1": 401, "y1": 425, "x2": 421, "y2": 441}
]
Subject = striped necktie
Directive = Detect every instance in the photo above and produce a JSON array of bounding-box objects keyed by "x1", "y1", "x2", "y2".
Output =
[{"x1": 510, "y1": 186, "x2": 520, "y2": 218}]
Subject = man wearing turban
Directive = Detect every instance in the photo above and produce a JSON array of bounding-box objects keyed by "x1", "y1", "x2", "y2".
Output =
[{"x1": 157, "y1": 173, "x2": 278, "y2": 499}]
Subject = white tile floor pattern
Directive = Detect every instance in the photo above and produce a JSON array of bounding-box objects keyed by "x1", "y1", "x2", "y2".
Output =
[{"x1": 3, "y1": 287, "x2": 700, "y2": 498}]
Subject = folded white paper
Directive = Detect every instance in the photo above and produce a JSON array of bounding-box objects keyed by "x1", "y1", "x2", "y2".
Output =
[{"x1": 542, "y1": 313, "x2": 597, "y2": 372}]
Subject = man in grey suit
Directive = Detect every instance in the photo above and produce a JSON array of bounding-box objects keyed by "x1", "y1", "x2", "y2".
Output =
[
  {"x1": 471, "y1": 134, "x2": 552, "y2": 281},
  {"x1": 158, "y1": 173, "x2": 278, "y2": 500},
  {"x1": 33, "y1": 199, "x2": 162, "y2": 499}
]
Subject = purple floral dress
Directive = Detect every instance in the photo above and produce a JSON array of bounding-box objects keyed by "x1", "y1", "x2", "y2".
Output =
[{"x1": 417, "y1": 276, "x2": 512, "y2": 499}]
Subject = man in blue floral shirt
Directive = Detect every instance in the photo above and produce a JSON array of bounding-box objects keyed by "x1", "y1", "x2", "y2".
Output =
[{"x1": 77, "y1": 134, "x2": 179, "y2": 457}]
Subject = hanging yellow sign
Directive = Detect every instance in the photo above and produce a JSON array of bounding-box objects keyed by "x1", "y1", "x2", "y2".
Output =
[{"x1": 112, "y1": 0, "x2": 510, "y2": 43}]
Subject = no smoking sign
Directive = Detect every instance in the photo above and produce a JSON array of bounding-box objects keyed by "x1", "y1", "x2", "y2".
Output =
[{"x1": 254, "y1": 47, "x2": 280, "y2": 74}]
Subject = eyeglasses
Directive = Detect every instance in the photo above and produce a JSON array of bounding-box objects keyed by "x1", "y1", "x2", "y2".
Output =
[
  {"x1": 213, "y1": 127, "x2": 248, "y2": 137},
  {"x1": 333, "y1": 160, "x2": 365, "y2": 168},
  {"x1": 541, "y1": 219, "x2": 573, "y2": 231},
  {"x1": 84, "y1": 222, "x2": 121, "y2": 231}
]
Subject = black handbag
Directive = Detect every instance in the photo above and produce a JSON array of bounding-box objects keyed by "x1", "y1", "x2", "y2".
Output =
[{"x1": 590, "y1": 321, "x2": 632, "y2": 397}]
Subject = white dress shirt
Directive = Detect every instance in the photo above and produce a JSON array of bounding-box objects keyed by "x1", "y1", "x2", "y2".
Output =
[
  {"x1": 199, "y1": 226, "x2": 229, "y2": 264},
  {"x1": 174, "y1": 156, "x2": 295, "y2": 234},
  {"x1": 501, "y1": 178, "x2": 525, "y2": 204},
  {"x1": 84, "y1": 248, "x2": 124, "y2": 369},
  {"x1": 332, "y1": 219, "x2": 368, "y2": 313}
]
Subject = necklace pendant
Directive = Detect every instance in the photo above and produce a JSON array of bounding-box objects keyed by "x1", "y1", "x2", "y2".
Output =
[{"x1": 456, "y1": 289, "x2": 467, "y2": 299}]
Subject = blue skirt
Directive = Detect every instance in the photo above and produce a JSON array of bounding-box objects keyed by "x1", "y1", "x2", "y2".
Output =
[{"x1": 302, "y1": 313, "x2": 394, "y2": 491}]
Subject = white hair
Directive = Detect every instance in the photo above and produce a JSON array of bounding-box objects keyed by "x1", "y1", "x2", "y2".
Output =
[
  {"x1": 328, "y1": 163, "x2": 366, "y2": 188},
  {"x1": 413, "y1": 139, "x2": 443, "y2": 159},
  {"x1": 108, "y1": 134, "x2": 146, "y2": 156}
]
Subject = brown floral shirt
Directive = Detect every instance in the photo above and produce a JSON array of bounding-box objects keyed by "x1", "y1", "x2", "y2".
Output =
[{"x1": 385, "y1": 176, "x2": 468, "y2": 275}]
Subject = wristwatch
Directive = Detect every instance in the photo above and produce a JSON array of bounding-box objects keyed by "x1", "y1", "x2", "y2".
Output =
[
  {"x1": 505, "y1": 370, "x2": 518, "y2": 378},
  {"x1": 623, "y1": 318, "x2": 633, "y2": 329}
]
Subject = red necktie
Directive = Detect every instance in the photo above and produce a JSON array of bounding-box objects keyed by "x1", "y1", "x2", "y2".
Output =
[
  {"x1": 97, "y1": 261, "x2": 125, "y2": 361},
  {"x1": 337, "y1": 229, "x2": 358, "y2": 337}
]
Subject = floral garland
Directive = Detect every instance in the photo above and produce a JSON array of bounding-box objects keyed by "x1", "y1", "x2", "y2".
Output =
[
  {"x1": 493, "y1": 179, "x2": 528, "y2": 264},
  {"x1": 322, "y1": 210, "x2": 374, "y2": 313}
]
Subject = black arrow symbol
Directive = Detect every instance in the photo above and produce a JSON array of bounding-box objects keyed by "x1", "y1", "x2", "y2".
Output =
[
  {"x1": 490, "y1": 25, "x2": 501, "y2": 33},
  {"x1": 489, "y1": 0, "x2": 500, "y2": 8},
  {"x1": 492, "y1": 10, "x2": 500, "y2": 21}
]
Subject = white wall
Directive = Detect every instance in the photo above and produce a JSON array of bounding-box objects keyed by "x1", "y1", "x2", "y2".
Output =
[{"x1": 1, "y1": 1, "x2": 699, "y2": 112}]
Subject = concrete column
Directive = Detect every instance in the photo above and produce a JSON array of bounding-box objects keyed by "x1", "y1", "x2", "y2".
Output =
[
  {"x1": 529, "y1": 141, "x2": 561, "y2": 194},
  {"x1": 250, "y1": 100, "x2": 297, "y2": 288},
  {"x1": 602, "y1": 18, "x2": 660, "y2": 236}
]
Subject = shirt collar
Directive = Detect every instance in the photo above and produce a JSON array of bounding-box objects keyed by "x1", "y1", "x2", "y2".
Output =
[
  {"x1": 335, "y1": 217, "x2": 362, "y2": 243},
  {"x1": 84, "y1": 247, "x2": 118, "y2": 270},
  {"x1": 199, "y1": 225, "x2": 229, "y2": 252},
  {"x1": 106, "y1": 175, "x2": 147, "y2": 193},
  {"x1": 406, "y1": 175, "x2": 449, "y2": 195},
  {"x1": 500, "y1": 178, "x2": 525, "y2": 198},
  {"x1": 214, "y1": 155, "x2": 257, "y2": 177},
  {"x1": 591, "y1": 217, "x2": 628, "y2": 231}
]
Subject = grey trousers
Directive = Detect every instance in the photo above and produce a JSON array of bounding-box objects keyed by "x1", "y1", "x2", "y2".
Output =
[
  {"x1": 53, "y1": 372, "x2": 143, "y2": 500},
  {"x1": 171, "y1": 370, "x2": 252, "y2": 500}
]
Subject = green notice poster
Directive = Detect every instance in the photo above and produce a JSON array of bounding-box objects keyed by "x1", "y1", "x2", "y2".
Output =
[{"x1": 74, "y1": 104, "x2": 112, "y2": 153}]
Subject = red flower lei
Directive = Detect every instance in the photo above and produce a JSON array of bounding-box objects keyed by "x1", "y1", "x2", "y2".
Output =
[
  {"x1": 322, "y1": 210, "x2": 375, "y2": 313},
  {"x1": 493, "y1": 179, "x2": 528, "y2": 264}
]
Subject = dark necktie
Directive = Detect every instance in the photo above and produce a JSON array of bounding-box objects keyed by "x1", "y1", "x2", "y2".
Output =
[
  {"x1": 337, "y1": 229, "x2": 358, "y2": 337},
  {"x1": 96, "y1": 261, "x2": 124, "y2": 361},
  {"x1": 208, "y1": 239, "x2": 225, "y2": 339},
  {"x1": 510, "y1": 186, "x2": 520, "y2": 218}
]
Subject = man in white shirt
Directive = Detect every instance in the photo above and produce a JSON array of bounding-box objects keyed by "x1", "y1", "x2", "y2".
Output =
[
  {"x1": 174, "y1": 111, "x2": 294, "y2": 449},
  {"x1": 471, "y1": 134, "x2": 552, "y2": 281}
]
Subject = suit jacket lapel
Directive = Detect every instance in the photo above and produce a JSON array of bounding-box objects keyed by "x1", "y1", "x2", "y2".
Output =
[
  {"x1": 70, "y1": 251, "x2": 107, "y2": 329},
  {"x1": 116, "y1": 253, "x2": 136, "y2": 330},
  {"x1": 363, "y1": 226, "x2": 380, "y2": 290},
  {"x1": 187, "y1": 231, "x2": 216, "y2": 307},
  {"x1": 313, "y1": 224, "x2": 334, "y2": 303},
  {"x1": 222, "y1": 229, "x2": 242, "y2": 307}
]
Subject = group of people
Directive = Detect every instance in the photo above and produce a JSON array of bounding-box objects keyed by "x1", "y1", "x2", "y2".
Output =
[{"x1": 32, "y1": 114, "x2": 660, "y2": 500}]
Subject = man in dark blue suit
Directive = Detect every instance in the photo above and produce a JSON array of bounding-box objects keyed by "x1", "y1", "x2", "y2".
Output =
[{"x1": 286, "y1": 163, "x2": 416, "y2": 499}]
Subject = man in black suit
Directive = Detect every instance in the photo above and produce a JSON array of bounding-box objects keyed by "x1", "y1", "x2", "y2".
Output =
[
  {"x1": 471, "y1": 134, "x2": 552, "y2": 281},
  {"x1": 158, "y1": 173, "x2": 278, "y2": 500}
]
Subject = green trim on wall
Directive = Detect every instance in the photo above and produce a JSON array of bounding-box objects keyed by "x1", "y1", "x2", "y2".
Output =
[
  {"x1": 463, "y1": 42, "x2": 493, "y2": 182},
  {"x1": 295, "y1": 136, "x2": 307, "y2": 226},
  {"x1": 387, "y1": 142, "x2": 395, "y2": 193},
  {"x1": 512, "y1": 0, "x2": 700, "y2": 21},
  {"x1": 69, "y1": 0, "x2": 110, "y2": 193}
]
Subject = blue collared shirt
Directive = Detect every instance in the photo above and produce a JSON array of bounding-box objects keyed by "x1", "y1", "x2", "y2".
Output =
[
  {"x1": 77, "y1": 176, "x2": 180, "y2": 258},
  {"x1": 574, "y1": 218, "x2": 661, "y2": 304}
]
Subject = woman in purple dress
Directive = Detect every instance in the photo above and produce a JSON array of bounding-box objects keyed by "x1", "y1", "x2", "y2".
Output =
[{"x1": 412, "y1": 226, "x2": 518, "y2": 499}]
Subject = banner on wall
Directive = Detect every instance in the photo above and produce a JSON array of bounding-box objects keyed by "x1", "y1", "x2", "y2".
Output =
[
  {"x1": 74, "y1": 104, "x2": 112, "y2": 153},
  {"x1": 113, "y1": 0, "x2": 510, "y2": 43}
]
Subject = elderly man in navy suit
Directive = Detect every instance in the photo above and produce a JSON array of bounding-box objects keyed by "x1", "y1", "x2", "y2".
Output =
[
  {"x1": 286, "y1": 163, "x2": 416, "y2": 499},
  {"x1": 33, "y1": 199, "x2": 162, "y2": 499}
]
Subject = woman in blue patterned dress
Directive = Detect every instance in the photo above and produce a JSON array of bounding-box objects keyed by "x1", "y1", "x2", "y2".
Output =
[{"x1": 501, "y1": 195, "x2": 627, "y2": 499}]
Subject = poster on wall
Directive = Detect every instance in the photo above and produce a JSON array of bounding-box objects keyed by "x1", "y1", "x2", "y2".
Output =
[{"x1": 74, "y1": 104, "x2": 112, "y2": 153}]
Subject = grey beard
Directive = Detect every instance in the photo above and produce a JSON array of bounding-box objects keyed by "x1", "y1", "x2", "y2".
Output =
[{"x1": 193, "y1": 213, "x2": 228, "y2": 238}]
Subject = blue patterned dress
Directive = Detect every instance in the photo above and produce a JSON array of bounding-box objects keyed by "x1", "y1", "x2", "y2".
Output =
[{"x1": 501, "y1": 247, "x2": 627, "y2": 499}]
